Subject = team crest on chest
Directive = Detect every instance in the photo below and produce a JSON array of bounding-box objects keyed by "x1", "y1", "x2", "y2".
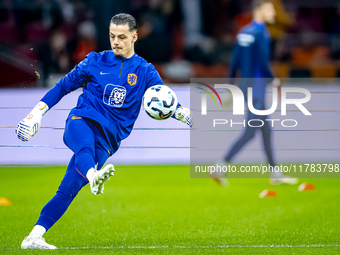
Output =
[{"x1": 127, "y1": 73, "x2": 137, "y2": 86}]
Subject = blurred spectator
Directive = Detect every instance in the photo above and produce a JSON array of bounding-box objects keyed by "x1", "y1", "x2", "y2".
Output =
[
  {"x1": 0, "y1": 0, "x2": 19, "y2": 44},
  {"x1": 272, "y1": 38, "x2": 291, "y2": 62},
  {"x1": 290, "y1": 31, "x2": 336, "y2": 78},
  {"x1": 2, "y1": 0, "x2": 340, "y2": 87},
  {"x1": 292, "y1": 31, "x2": 331, "y2": 67},
  {"x1": 133, "y1": 0, "x2": 175, "y2": 63},
  {"x1": 180, "y1": 0, "x2": 216, "y2": 65},
  {"x1": 322, "y1": 4, "x2": 340, "y2": 34},
  {"x1": 213, "y1": 0, "x2": 242, "y2": 65},
  {"x1": 266, "y1": 0, "x2": 294, "y2": 60},
  {"x1": 73, "y1": 20, "x2": 97, "y2": 63},
  {"x1": 292, "y1": 7, "x2": 324, "y2": 33},
  {"x1": 212, "y1": 0, "x2": 242, "y2": 37},
  {"x1": 13, "y1": 0, "x2": 44, "y2": 42},
  {"x1": 0, "y1": 0, "x2": 9, "y2": 23},
  {"x1": 37, "y1": 30, "x2": 68, "y2": 86},
  {"x1": 233, "y1": 10, "x2": 252, "y2": 36},
  {"x1": 93, "y1": 0, "x2": 129, "y2": 51},
  {"x1": 41, "y1": 0, "x2": 64, "y2": 32}
]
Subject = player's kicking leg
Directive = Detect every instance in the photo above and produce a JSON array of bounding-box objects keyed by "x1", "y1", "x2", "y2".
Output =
[
  {"x1": 86, "y1": 164, "x2": 115, "y2": 195},
  {"x1": 64, "y1": 117, "x2": 115, "y2": 195},
  {"x1": 20, "y1": 164, "x2": 115, "y2": 249},
  {"x1": 21, "y1": 118, "x2": 115, "y2": 249}
]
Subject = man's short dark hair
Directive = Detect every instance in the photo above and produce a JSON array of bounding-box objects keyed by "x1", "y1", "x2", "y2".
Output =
[
  {"x1": 110, "y1": 13, "x2": 137, "y2": 32},
  {"x1": 252, "y1": 0, "x2": 272, "y2": 11}
]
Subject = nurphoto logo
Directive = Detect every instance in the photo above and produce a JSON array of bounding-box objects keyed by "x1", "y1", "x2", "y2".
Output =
[{"x1": 198, "y1": 83, "x2": 312, "y2": 128}]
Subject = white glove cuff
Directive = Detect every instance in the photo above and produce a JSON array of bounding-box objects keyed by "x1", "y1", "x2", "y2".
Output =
[{"x1": 31, "y1": 101, "x2": 49, "y2": 117}]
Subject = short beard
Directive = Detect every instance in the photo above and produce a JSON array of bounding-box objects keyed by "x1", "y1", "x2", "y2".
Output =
[
  {"x1": 112, "y1": 48, "x2": 124, "y2": 58},
  {"x1": 113, "y1": 52, "x2": 124, "y2": 58}
]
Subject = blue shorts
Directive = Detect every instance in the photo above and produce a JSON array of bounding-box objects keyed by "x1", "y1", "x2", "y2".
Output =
[
  {"x1": 64, "y1": 115, "x2": 116, "y2": 154},
  {"x1": 62, "y1": 115, "x2": 119, "y2": 181}
]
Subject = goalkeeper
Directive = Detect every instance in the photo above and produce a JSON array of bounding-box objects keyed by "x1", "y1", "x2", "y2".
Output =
[{"x1": 16, "y1": 13, "x2": 193, "y2": 250}]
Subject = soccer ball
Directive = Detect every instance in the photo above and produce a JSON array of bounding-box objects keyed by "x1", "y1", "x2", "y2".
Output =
[{"x1": 142, "y1": 85, "x2": 178, "y2": 120}]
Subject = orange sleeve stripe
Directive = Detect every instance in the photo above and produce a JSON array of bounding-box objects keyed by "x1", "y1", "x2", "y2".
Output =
[{"x1": 76, "y1": 168, "x2": 88, "y2": 181}]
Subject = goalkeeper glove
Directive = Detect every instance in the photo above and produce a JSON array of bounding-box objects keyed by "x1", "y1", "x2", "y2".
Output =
[
  {"x1": 174, "y1": 106, "x2": 194, "y2": 128},
  {"x1": 15, "y1": 101, "x2": 49, "y2": 142}
]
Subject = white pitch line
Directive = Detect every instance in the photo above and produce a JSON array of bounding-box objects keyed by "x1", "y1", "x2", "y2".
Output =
[
  {"x1": 1, "y1": 244, "x2": 339, "y2": 250},
  {"x1": 65, "y1": 244, "x2": 340, "y2": 249}
]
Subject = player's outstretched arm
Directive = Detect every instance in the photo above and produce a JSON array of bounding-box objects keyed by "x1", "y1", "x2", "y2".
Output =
[
  {"x1": 15, "y1": 101, "x2": 49, "y2": 142},
  {"x1": 173, "y1": 104, "x2": 194, "y2": 128},
  {"x1": 15, "y1": 53, "x2": 92, "y2": 142}
]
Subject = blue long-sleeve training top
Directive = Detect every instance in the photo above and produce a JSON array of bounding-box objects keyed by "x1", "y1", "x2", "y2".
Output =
[
  {"x1": 229, "y1": 21, "x2": 274, "y2": 101},
  {"x1": 41, "y1": 51, "x2": 163, "y2": 152}
]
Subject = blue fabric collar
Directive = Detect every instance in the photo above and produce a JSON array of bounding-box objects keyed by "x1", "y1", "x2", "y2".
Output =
[{"x1": 252, "y1": 20, "x2": 265, "y2": 28}]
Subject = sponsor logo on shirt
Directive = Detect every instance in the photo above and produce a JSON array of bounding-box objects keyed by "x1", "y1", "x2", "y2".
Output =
[
  {"x1": 127, "y1": 73, "x2": 137, "y2": 86},
  {"x1": 103, "y1": 84, "x2": 127, "y2": 107},
  {"x1": 71, "y1": 116, "x2": 82, "y2": 120},
  {"x1": 237, "y1": 33, "x2": 255, "y2": 47}
]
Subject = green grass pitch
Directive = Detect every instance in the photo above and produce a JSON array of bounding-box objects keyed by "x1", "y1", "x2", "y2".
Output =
[{"x1": 0, "y1": 165, "x2": 339, "y2": 254}]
